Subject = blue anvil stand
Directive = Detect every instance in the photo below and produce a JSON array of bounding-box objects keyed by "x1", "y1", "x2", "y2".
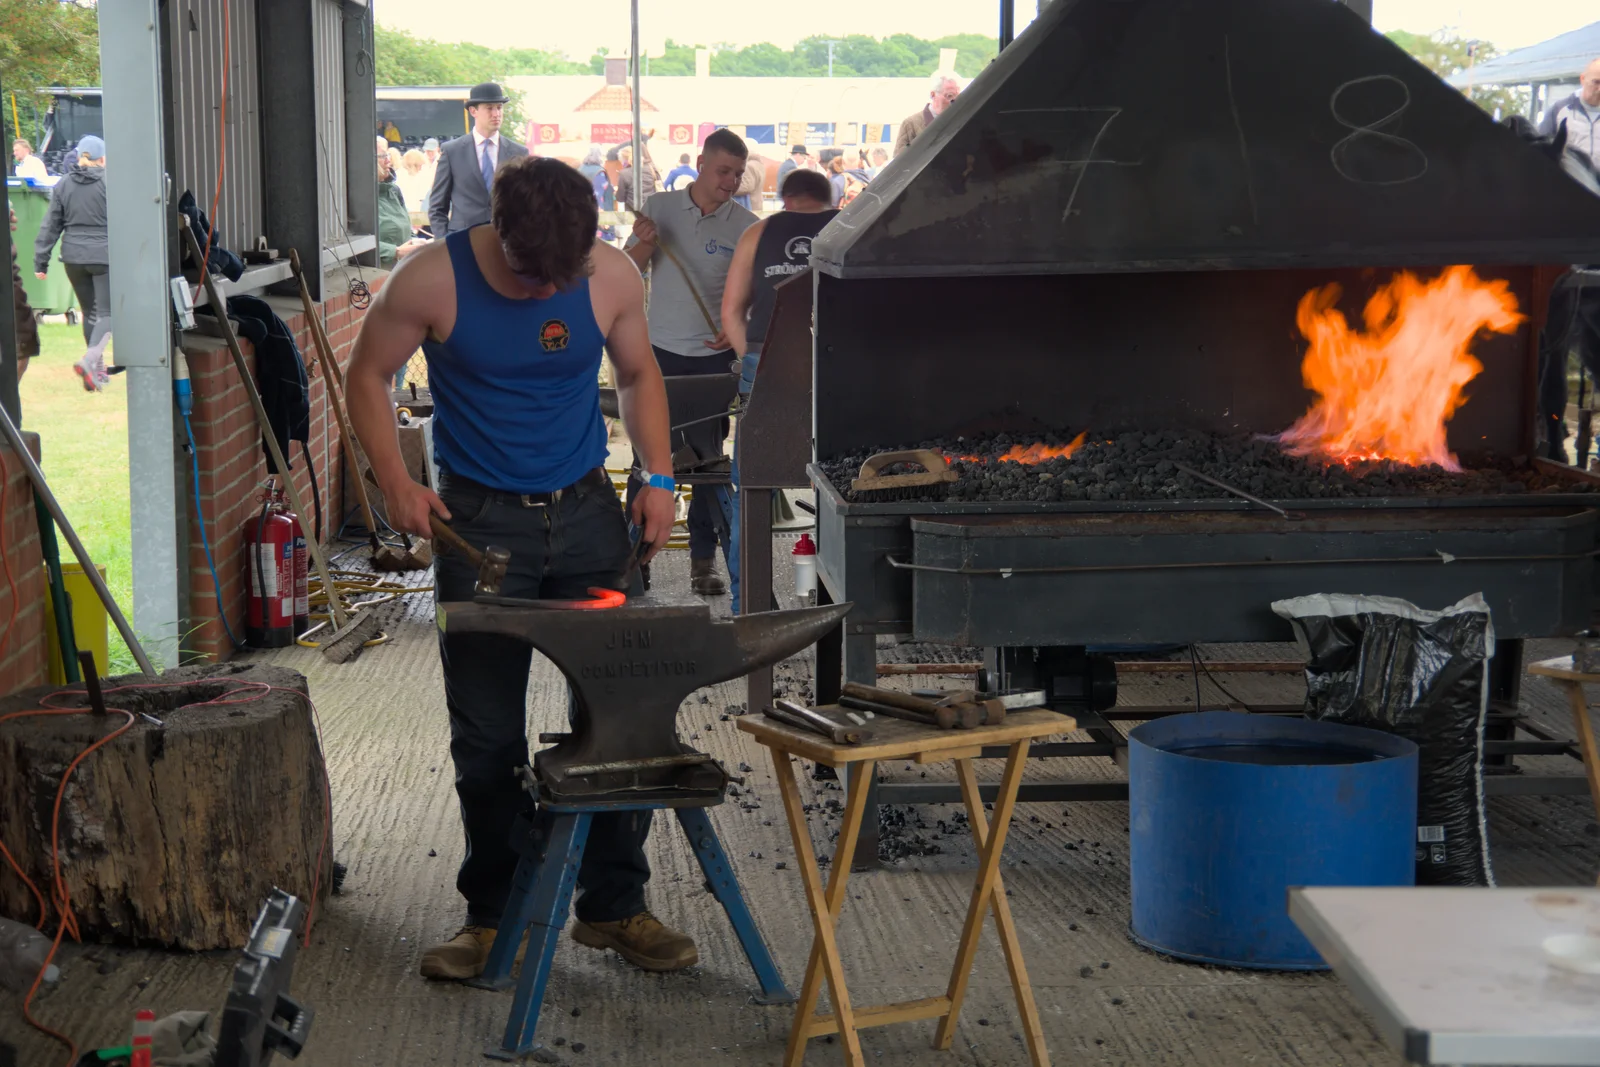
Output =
[{"x1": 473, "y1": 798, "x2": 793, "y2": 1060}]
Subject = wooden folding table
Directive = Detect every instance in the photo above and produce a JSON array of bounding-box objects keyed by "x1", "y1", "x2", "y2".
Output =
[{"x1": 739, "y1": 707, "x2": 1075, "y2": 1067}]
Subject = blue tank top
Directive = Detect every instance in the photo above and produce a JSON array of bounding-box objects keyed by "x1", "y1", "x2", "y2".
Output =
[{"x1": 422, "y1": 228, "x2": 609, "y2": 493}]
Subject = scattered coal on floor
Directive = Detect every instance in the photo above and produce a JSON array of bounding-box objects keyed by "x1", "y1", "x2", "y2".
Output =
[{"x1": 821, "y1": 429, "x2": 1595, "y2": 504}]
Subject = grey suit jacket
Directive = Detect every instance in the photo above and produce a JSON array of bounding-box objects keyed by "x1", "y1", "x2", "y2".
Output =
[{"x1": 427, "y1": 134, "x2": 529, "y2": 236}]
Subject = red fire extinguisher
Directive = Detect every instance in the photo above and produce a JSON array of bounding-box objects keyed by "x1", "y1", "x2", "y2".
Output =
[
  {"x1": 244, "y1": 493, "x2": 295, "y2": 648},
  {"x1": 272, "y1": 487, "x2": 310, "y2": 638}
]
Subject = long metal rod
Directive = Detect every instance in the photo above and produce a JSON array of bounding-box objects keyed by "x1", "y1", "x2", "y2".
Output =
[
  {"x1": 1172, "y1": 462, "x2": 1294, "y2": 519},
  {"x1": 0, "y1": 405, "x2": 157, "y2": 676},
  {"x1": 629, "y1": 0, "x2": 642, "y2": 212},
  {"x1": 180, "y1": 219, "x2": 349, "y2": 630}
]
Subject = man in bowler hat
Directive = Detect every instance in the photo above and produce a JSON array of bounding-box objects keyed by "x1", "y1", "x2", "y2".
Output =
[{"x1": 428, "y1": 82, "x2": 529, "y2": 237}]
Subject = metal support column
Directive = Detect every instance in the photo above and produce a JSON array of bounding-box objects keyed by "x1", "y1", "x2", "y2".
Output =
[
  {"x1": 102, "y1": 0, "x2": 184, "y2": 668},
  {"x1": 999, "y1": 0, "x2": 1016, "y2": 50},
  {"x1": 258, "y1": 0, "x2": 322, "y2": 299},
  {"x1": 343, "y1": 0, "x2": 378, "y2": 267},
  {"x1": 629, "y1": 0, "x2": 642, "y2": 211}
]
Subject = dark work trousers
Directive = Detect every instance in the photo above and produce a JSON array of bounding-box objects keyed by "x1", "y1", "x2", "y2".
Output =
[
  {"x1": 633, "y1": 345, "x2": 732, "y2": 561},
  {"x1": 434, "y1": 467, "x2": 649, "y2": 927},
  {"x1": 62, "y1": 262, "x2": 111, "y2": 348},
  {"x1": 1538, "y1": 271, "x2": 1600, "y2": 461}
]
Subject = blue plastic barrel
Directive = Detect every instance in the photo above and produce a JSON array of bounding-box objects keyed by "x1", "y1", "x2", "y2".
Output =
[{"x1": 1128, "y1": 711, "x2": 1418, "y2": 970}]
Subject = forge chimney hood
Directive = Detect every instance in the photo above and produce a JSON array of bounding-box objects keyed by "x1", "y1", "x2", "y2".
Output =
[{"x1": 811, "y1": 0, "x2": 1600, "y2": 279}]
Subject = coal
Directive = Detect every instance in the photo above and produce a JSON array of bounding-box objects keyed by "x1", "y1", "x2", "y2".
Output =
[{"x1": 820, "y1": 429, "x2": 1595, "y2": 505}]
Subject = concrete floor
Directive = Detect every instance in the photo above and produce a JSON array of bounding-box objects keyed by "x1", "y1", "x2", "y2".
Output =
[{"x1": 6, "y1": 543, "x2": 1599, "y2": 1066}]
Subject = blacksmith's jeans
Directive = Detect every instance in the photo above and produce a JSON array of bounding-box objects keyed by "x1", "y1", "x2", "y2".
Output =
[{"x1": 434, "y1": 467, "x2": 651, "y2": 927}]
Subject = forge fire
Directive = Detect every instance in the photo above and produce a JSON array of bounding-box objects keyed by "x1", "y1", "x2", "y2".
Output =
[
  {"x1": 822, "y1": 429, "x2": 1591, "y2": 505},
  {"x1": 823, "y1": 266, "x2": 1563, "y2": 505}
]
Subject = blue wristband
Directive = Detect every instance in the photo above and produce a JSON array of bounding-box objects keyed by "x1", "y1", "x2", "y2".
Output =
[{"x1": 645, "y1": 473, "x2": 675, "y2": 492}]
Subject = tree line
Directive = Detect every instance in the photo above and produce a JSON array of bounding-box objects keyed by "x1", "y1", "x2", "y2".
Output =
[{"x1": 373, "y1": 26, "x2": 997, "y2": 84}]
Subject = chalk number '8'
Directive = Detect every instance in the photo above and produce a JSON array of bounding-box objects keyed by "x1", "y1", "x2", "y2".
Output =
[{"x1": 1329, "y1": 74, "x2": 1429, "y2": 186}]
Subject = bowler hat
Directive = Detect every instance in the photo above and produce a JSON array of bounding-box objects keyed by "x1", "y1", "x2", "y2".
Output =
[{"x1": 466, "y1": 82, "x2": 508, "y2": 108}]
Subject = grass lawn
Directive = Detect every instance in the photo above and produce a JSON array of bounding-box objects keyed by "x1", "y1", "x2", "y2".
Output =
[{"x1": 18, "y1": 321, "x2": 138, "y2": 672}]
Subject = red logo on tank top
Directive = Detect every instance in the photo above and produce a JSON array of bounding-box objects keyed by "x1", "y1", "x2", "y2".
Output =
[{"x1": 539, "y1": 319, "x2": 571, "y2": 352}]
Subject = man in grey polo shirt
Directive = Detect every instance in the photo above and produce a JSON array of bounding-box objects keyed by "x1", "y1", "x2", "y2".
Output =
[{"x1": 627, "y1": 128, "x2": 757, "y2": 596}]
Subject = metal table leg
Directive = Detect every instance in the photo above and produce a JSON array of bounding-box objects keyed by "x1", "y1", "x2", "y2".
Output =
[{"x1": 676, "y1": 806, "x2": 793, "y2": 1003}]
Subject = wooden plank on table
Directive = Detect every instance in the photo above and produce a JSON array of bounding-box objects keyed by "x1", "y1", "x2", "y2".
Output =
[{"x1": 739, "y1": 707, "x2": 1073, "y2": 766}]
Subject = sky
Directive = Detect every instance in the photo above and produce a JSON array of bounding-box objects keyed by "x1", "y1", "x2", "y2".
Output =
[{"x1": 374, "y1": 0, "x2": 1596, "y2": 57}]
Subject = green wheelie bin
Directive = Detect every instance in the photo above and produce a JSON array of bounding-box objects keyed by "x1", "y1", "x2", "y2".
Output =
[{"x1": 9, "y1": 177, "x2": 77, "y2": 322}]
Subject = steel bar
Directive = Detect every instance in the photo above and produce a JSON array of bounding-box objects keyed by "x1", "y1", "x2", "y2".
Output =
[
  {"x1": 1173, "y1": 461, "x2": 1296, "y2": 519},
  {"x1": 561, "y1": 753, "x2": 713, "y2": 777},
  {"x1": 0, "y1": 404, "x2": 157, "y2": 675},
  {"x1": 877, "y1": 662, "x2": 983, "y2": 676}
]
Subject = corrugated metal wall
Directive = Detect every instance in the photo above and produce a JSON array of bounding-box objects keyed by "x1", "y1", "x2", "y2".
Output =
[
  {"x1": 313, "y1": 0, "x2": 348, "y2": 247},
  {"x1": 167, "y1": 0, "x2": 263, "y2": 250}
]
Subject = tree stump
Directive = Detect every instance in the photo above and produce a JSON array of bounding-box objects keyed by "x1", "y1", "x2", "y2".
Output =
[{"x1": 0, "y1": 663, "x2": 330, "y2": 949}]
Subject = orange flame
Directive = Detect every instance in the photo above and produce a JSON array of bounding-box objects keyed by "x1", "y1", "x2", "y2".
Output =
[
  {"x1": 948, "y1": 431, "x2": 1087, "y2": 466},
  {"x1": 1277, "y1": 266, "x2": 1523, "y2": 471}
]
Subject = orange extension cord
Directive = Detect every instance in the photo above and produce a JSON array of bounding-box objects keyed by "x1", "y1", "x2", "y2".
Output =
[{"x1": 0, "y1": 679, "x2": 333, "y2": 1067}]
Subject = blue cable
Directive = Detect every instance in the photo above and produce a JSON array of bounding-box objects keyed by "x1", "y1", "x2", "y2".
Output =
[{"x1": 177, "y1": 374, "x2": 245, "y2": 651}]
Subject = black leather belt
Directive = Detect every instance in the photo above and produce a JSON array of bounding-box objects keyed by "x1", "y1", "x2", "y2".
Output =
[{"x1": 439, "y1": 467, "x2": 611, "y2": 508}]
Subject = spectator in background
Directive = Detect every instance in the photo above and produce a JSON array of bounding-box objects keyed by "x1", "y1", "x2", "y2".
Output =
[
  {"x1": 865, "y1": 146, "x2": 889, "y2": 179},
  {"x1": 719, "y1": 168, "x2": 836, "y2": 613},
  {"x1": 423, "y1": 137, "x2": 441, "y2": 166},
  {"x1": 387, "y1": 145, "x2": 403, "y2": 174},
  {"x1": 895, "y1": 72, "x2": 962, "y2": 156},
  {"x1": 428, "y1": 82, "x2": 528, "y2": 237},
  {"x1": 825, "y1": 151, "x2": 871, "y2": 208},
  {"x1": 616, "y1": 143, "x2": 659, "y2": 208},
  {"x1": 580, "y1": 145, "x2": 616, "y2": 242},
  {"x1": 665, "y1": 153, "x2": 697, "y2": 192},
  {"x1": 12, "y1": 139, "x2": 46, "y2": 181},
  {"x1": 397, "y1": 148, "x2": 432, "y2": 224},
  {"x1": 377, "y1": 136, "x2": 423, "y2": 269},
  {"x1": 1541, "y1": 58, "x2": 1600, "y2": 174},
  {"x1": 35, "y1": 135, "x2": 110, "y2": 392},
  {"x1": 9, "y1": 205, "x2": 39, "y2": 381},
  {"x1": 734, "y1": 143, "x2": 766, "y2": 211},
  {"x1": 625, "y1": 128, "x2": 758, "y2": 597},
  {"x1": 580, "y1": 145, "x2": 613, "y2": 209},
  {"x1": 777, "y1": 145, "x2": 808, "y2": 188}
]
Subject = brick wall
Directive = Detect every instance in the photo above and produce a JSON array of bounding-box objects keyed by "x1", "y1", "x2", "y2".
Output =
[
  {"x1": 183, "y1": 273, "x2": 385, "y2": 660},
  {"x1": 0, "y1": 431, "x2": 48, "y2": 697}
]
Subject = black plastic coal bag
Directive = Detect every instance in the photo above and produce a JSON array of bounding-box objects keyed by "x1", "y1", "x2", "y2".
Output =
[{"x1": 1271, "y1": 592, "x2": 1494, "y2": 887}]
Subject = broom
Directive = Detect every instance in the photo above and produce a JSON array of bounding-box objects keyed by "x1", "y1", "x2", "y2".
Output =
[{"x1": 181, "y1": 219, "x2": 380, "y2": 662}]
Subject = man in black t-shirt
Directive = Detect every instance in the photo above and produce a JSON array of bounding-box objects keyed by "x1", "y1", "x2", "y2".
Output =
[{"x1": 719, "y1": 168, "x2": 837, "y2": 614}]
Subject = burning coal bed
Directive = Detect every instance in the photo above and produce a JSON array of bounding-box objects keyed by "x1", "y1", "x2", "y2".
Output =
[{"x1": 821, "y1": 430, "x2": 1594, "y2": 505}]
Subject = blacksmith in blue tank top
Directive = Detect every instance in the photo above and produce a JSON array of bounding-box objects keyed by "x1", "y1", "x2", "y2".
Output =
[
  {"x1": 345, "y1": 157, "x2": 686, "y2": 981},
  {"x1": 720, "y1": 169, "x2": 838, "y2": 615}
]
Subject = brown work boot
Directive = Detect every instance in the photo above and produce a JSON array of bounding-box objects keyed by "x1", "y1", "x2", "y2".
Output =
[
  {"x1": 419, "y1": 925, "x2": 525, "y2": 980},
  {"x1": 571, "y1": 910, "x2": 699, "y2": 972},
  {"x1": 690, "y1": 558, "x2": 726, "y2": 596}
]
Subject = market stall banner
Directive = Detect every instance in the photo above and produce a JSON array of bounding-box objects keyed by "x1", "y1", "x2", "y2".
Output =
[
  {"x1": 592, "y1": 123, "x2": 632, "y2": 144},
  {"x1": 532, "y1": 122, "x2": 560, "y2": 145},
  {"x1": 670, "y1": 124, "x2": 694, "y2": 145}
]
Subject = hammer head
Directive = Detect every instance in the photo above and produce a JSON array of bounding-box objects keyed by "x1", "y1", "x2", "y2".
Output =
[
  {"x1": 475, "y1": 545, "x2": 511, "y2": 597},
  {"x1": 438, "y1": 594, "x2": 851, "y2": 805}
]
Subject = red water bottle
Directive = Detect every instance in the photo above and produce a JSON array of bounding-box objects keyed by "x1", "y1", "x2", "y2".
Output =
[{"x1": 793, "y1": 533, "x2": 817, "y2": 600}]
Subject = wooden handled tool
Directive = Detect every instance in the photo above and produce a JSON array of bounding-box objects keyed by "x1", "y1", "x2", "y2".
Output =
[
  {"x1": 363, "y1": 468, "x2": 479, "y2": 561},
  {"x1": 841, "y1": 682, "x2": 966, "y2": 728}
]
